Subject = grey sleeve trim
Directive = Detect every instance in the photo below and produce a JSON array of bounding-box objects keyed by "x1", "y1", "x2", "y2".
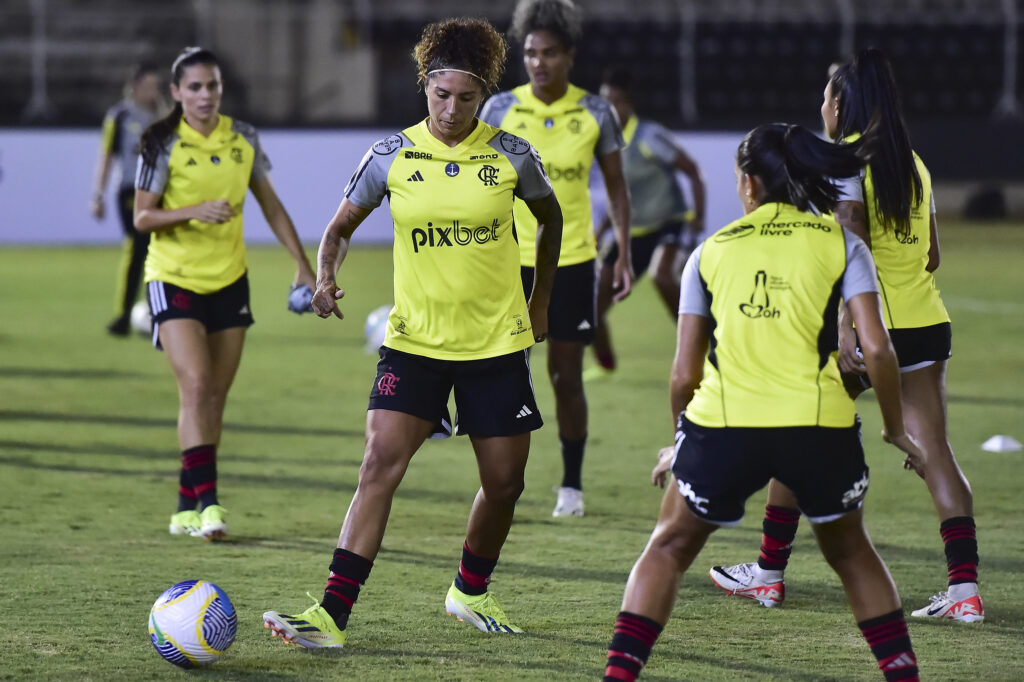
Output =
[
  {"x1": 834, "y1": 170, "x2": 864, "y2": 203},
  {"x1": 135, "y1": 135, "x2": 174, "y2": 193},
  {"x1": 479, "y1": 91, "x2": 517, "y2": 127},
  {"x1": 489, "y1": 134, "x2": 553, "y2": 201},
  {"x1": 582, "y1": 93, "x2": 626, "y2": 157},
  {"x1": 678, "y1": 243, "x2": 710, "y2": 317},
  {"x1": 842, "y1": 229, "x2": 879, "y2": 300},
  {"x1": 233, "y1": 120, "x2": 271, "y2": 182}
]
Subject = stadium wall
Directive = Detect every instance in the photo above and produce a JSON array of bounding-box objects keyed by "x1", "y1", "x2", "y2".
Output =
[{"x1": 0, "y1": 128, "x2": 746, "y2": 245}]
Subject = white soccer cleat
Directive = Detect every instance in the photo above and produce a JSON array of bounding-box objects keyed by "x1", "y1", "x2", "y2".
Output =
[
  {"x1": 709, "y1": 562, "x2": 785, "y2": 607},
  {"x1": 552, "y1": 487, "x2": 584, "y2": 517},
  {"x1": 911, "y1": 588, "x2": 984, "y2": 623}
]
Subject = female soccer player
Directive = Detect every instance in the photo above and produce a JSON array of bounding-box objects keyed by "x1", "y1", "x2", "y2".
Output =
[
  {"x1": 602, "y1": 123, "x2": 925, "y2": 682},
  {"x1": 91, "y1": 62, "x2": 162, "y2": 336},
  {"x1": 588, "y1": 67, "x2": 706, "y2": 377},
  {"x1": 135, "y1": 47, "x2": 315, "y2": 540},
  {"x1": 262, "y1": 18, "x2": 562, "y2": 647},
  {"x1": 711, "y1": 48, "x2": 983, "y2": 624},
  {"x1": 480, "y1": 0, "x2": 632, "y2": 517}
]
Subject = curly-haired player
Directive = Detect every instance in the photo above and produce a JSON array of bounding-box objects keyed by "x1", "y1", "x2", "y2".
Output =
[
  {"x1": 481, "y1": 0, "x2": 632, "y2": 518},
  {"x1": 263, "y1": 17, "x2": 562, "y2": 647}
]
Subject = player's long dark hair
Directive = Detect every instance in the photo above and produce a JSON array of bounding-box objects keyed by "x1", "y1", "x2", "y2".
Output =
[
  {"x1": 830, "y1": 48, "x2": 922, "y2": 236},
  {"x1": 510, "y1": 0, "x2": 582, "y2": 51},
  {"x1": 139, "y1": 47, "x2": 219, "y2": 166},
  {"x1": 413, "y1": 18, "x2": 506, "y2": 93},
  {"x1": 738, "y1": 122, "x2": 876, "y2": 214}
]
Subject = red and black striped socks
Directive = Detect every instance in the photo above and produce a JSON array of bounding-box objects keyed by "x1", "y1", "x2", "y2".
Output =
[
  {"x1": 858, "y1": 609, "x2": 919, "y2": 681},
  {"x1": 940, "y1": 516, "x2": 979, "y2": 586},
  {"x1": 604, "y1": 611, "x2": 663, "y2": 681},
  {"x1": 454, "y1": 542, "x2": 498, "y2": 596},
  {"x1": 322, "y1": 548, "x2": 373, "y2": 631},
  {"x1": 758, "y1": 505, "x2": 801, "y2": 571},
  {"x1": 180, "y1": 444, "x2": 217, "y2": 508}
]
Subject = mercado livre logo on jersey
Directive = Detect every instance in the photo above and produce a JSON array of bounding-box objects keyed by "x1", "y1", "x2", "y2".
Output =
[{"x1": 410, "y1": 219, "x2": 501, "y2": 253}]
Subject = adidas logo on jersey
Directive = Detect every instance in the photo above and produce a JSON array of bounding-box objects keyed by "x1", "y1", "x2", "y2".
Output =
[
  {"x1": 576, "y1": 320, "x2": 592, "y2": 331},
  {"x1": 515, "y1": 405, "x2": 533, "y2": 419},
  {"x1": 407, "y1": 170, "x2": 424, "y2": 182},
  {"x1": 186, "y1": 158, "x2": 197, "y2": 166}
]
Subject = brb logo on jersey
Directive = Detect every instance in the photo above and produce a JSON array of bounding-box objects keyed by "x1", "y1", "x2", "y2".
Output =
[{"x1": 410, "y1": 219, "x2": 501, "y2": 253}]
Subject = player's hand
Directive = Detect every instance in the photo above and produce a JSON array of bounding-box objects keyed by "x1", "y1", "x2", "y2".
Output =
[
  {"x1": 837, "y1": 324, "x2": 865, "y2": 374},
  {"x1": 90, "y1": 196, "x2": 105, "y2": 220},
  {"x1": 311, "y1": 279, "x2": 345, "y2": 319},
  {"x1": 191, "y1": 199, "x2": 234, "y2": 224},
  {"x1": 612, "y1": 254, "x2": 634, "y2": 303},
  {"x1": 883, "y1": 430, "x2": 926, "y2": 479},
  {"x1": 651, "y1": 445, "x2": 675, "y2": 488},
  {"x1": 527, "y1": 295, "x2": 549, "y2": 343}
]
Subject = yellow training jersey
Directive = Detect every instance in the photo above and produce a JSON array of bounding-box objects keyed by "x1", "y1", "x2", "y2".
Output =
[
  {"x1": 344, "y1": 119, "x2": 554, "y2": 361},
  {"x1": 863, "y1": 153, "x2": 948, "y2": 329},
  {"x1": 679, "y1": 203, "x2": 879, "y2": 428},
  {"x1": 480, "y1": 83, "x2": 624, "y2": 266},
  {"x1": 136, "y1": 115, "x2": 270, "y2": 294}
]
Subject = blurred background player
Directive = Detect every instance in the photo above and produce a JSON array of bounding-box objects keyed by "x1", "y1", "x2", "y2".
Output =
[
  {"x1": 711, "y1": 49, "x2": 983, "y2": 625},
  {"x1": 480, "y1": 0, "x2": 632, "y2": 517},
  {"x1": 90, "y1": 62, "x2": 163, "y2": 336},
  {"x1": 588, "y1": 67, "x2": 706, "y2": 379},
  {"x1": 262, "y1": 18, "x2": 562, "y2": 647},
  {"x1": 135, "y1": 47, "x2": 315, "y2": 540},
  {"x1": 603, "y1": 122, "x2": 925, "y2": 682}
]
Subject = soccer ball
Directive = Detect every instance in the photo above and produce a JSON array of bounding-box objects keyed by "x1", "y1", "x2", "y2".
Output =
[
  {"x1": 148, "y1": 580, "x2": 237, "y2": 668},
  {"x1": 364, "y1": 304, "x2": 392, "y2": 352},
  {"x1": 130, "y1": 300, "x2": 151, "y2": 336}
]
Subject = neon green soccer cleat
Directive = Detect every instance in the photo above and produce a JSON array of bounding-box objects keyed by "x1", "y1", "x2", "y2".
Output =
[
  {"x1": 263, "y1": 594, "x2": 348, "y2": 648},
  {"x1": 445, "y1": 582, "x2": 523, "y2": 633},
  {"x1": 197, "y1": 504, "x2": 228, "y2": 541},
  {"x1": 168, "y1": 510, "x2": 201, "y2": 536}
]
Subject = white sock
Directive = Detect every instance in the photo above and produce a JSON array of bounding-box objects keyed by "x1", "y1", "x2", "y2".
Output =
[
  {"x1": 752, "y1": 563, "x2": 784, "y2": 583},
  {"x1": 947, "y1": 582, "x2": 979, "y2": 601}
]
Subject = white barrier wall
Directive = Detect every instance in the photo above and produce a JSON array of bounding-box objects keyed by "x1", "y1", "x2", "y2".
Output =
[{"x1": 0, "y1": 128, "x2": 745, "y2": 245}]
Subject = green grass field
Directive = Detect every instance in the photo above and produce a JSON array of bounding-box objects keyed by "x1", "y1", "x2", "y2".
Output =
[{"x1": 1, "y1": 221, "x2": 1022, "y2": 681}]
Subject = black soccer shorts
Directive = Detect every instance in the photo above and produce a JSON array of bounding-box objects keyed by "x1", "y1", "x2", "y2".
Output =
[
  {"x1": 520, "y1": 259, "x2": 596, "y2": 344},
  {"x1": 147, "y1": 273, "x2": 254, "y2": 349}
]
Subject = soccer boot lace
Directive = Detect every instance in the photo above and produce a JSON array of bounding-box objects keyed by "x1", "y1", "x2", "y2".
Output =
[
  {"x1": 911, "y1": 589, "x2": 984, "y2": 623},
  {"x1": 445, "y1": 583, "x2": 522, "y2": 633},
  {"x1": 709, "y1": 562, "x2": 785, "y2": 607},
  {"x1": 552, "y1": 486, "x2": 584, "y2": 517},
  {"x1": 168, "y1": 510, "x2": 201, "y2": 536},
  {"x1": 263, "y1": 594, "x2": 348, "y2": 648},
  {"x1": 197, "y1": 504, "x2": 228, "y2": 541}
]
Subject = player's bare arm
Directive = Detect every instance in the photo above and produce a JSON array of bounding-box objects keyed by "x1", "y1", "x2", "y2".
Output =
[
  {"x1": 313, "y1": 198, "x2": 371, "y2": 319},
  {"x1": 597, "y1": 150, "x2": 633, "y2": 300},
  {"x1": 834, "y1": 200, "x2": 869, "y2": 247}
]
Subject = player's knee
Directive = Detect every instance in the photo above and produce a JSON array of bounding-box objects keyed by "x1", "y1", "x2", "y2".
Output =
[
  {"x1": 549, "y1": 368, "x2": 583, "y2": 397},
  {"x1": 356, "y1": 447, "x2": 407, "y2": 491},
  {"x1": 177, "y1": 371, "x2": 215, "y2": 410},
  {"x1": 482, "y1": 474, "x2": 525, "y2": 505}
]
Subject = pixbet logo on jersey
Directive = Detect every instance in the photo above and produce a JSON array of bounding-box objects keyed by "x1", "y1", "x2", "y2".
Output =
[
  {"x1": 544, "y1": 161, "x2": 586, "y2": 182},
  {"x1": 410, "y1": 219, "x2": 501, "y2": 253}
]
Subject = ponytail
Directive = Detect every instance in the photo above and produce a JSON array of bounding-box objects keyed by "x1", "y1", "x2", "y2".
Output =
[
  {"x1": 140, "y1": 102, "x2": 182, "y2": 166},
  {"x1": 830, "y1": 48, "x2": 922, "y2": 235},
  {"x1": 139, "y1": 47, "x2": 219, "y2": 167},
  {"x1": 738, "y1": 121, "x2": 877, "y2": 213}
]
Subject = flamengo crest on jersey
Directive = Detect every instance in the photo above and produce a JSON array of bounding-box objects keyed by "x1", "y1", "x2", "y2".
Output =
[{"x1": 344, "y1": 118, "x2": 552, "y2": 361}]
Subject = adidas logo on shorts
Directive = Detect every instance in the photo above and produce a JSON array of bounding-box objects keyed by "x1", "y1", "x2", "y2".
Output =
[
  {"x1": 576, "y1": 320, "x2": 592, "y2": 331},
  {"x1": 515, "y1": 405, "x2": 533, "y2": 419}
]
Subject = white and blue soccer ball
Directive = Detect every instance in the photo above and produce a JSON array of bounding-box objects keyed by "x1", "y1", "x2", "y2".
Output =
[
  {"x1": 364, "y1": 304, "x2": 392, "y2": 352},
  {"x1": 148, "y1": 580, "x2": 236, "y2": 668}
]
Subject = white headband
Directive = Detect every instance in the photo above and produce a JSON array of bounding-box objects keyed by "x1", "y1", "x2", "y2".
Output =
[{"x1": 427, "y1": 68, "x2": 484, "y2": 82}]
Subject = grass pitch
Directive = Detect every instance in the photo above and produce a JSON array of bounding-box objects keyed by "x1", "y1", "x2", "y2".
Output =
[{"x1": 0, "y1": 221, "x2": 1022, "y2": 680}]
